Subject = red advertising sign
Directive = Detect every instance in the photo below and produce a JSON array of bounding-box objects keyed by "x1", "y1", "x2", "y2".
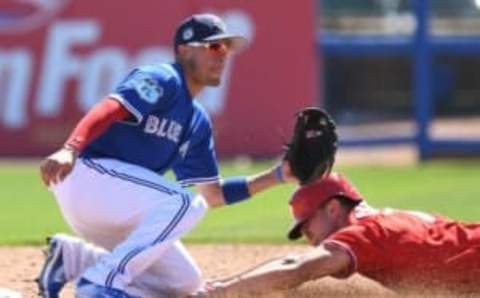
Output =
[{"x1": 0, "y1": 0, "x2": 318, "y2": 157}]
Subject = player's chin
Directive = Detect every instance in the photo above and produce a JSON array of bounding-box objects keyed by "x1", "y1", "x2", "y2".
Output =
[
  {"x1": 310, "y1": 238, "x2": 322, "y2": 247},
  {"x1": 205, "y1": 77, "x2": 221, "y2": 86},
  {"x1": 307, "y1": 235, "x2": 324, "y2": 247}
]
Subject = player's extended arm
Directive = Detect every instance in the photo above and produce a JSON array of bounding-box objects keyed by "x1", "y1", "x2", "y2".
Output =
[
  {"x1": 196, "y1": 161, "x2": 297, "y2": 208},
  {"x1": 205, "y1": 243, "x2": 351, "y2": 297},
  {"x1": 39, "y1": 97, "x2": 130, "y2": 186}
]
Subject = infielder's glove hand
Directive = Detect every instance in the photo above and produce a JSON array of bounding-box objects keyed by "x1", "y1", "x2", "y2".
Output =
[{"x1": 284, "y1": 107, "x2": 337, "y2": 185}]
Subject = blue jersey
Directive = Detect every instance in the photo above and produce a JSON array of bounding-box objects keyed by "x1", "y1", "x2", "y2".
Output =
[{"x1": 80, "y1": 63, "x2": 219, "y2": 187}]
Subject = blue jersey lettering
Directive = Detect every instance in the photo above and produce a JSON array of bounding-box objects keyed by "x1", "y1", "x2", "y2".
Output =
[{"x1": 80, "y1": 63, "x2": 219, "y2": 186}]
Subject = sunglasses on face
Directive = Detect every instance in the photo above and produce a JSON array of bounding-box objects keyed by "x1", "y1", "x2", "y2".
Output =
[{"x1": 187, "y1": 41, "x2": 232, "y2": 55}]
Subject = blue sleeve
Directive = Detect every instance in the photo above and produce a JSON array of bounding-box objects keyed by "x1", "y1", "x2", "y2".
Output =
[
  {"x1": 109, "y1": 66, "x2": 178, "y2": 124},
  {"x1": 173, "y1": 122, "x2": 220, "y2": 187}
]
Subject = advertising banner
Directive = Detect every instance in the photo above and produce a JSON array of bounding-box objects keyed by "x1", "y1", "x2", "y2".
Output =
[{"x1": 0, "y1": 0, "x2": 318, "y2": 157}]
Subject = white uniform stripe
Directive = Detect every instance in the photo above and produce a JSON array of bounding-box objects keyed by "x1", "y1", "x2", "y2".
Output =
[
  {"x1": 108, "y1": 93, "x2": 143, "y2": 124},
  {"x1": 179, "y1": 176, "x2": 220, "y2": 186}
]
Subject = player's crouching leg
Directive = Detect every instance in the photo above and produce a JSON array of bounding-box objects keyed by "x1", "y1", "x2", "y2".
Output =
[
  {"x1": 141, "y1": 239, "x2": 204, "y2": 297},
  {"x1": 174, "y1": 260, "x2": 203, "y2": 296},
  {"x1": 158, "y1": 264, "x2": 203, "y2": 297}
]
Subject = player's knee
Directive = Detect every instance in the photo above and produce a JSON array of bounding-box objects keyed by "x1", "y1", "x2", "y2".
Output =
[{"x1": 173, "y1": 265, "x2": 202, "y2": 294}]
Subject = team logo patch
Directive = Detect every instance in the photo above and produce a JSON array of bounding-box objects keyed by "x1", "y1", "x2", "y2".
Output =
[
  {"x1": 182, "y1": 27, "x2": 193, "y2": 41},
  {"x1": 132, "y1": 75, "x2": 163, "y2": 104}
]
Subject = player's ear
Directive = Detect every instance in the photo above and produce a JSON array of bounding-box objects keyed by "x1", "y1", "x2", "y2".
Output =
[
  {"x1": 177, "y1": 45, "x2": 192, "y2": 60},
  {"x1": 326, "y1": 199, "x2": 341, "y2": 217}
]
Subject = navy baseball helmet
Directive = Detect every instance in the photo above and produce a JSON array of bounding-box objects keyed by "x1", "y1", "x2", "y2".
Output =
[{"x1": 174, "y1": 13, "x2": 248, "y2": 51}]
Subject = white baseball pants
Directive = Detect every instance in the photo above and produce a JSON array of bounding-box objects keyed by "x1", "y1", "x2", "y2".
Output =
[{"x1": 51, "y1": 157, "x2": 208, "y2": 297}]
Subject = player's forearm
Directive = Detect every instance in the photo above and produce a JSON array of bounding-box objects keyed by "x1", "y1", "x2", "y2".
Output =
[
  {"x1": 219, "y1": 256, "x2": 310, "y2": 296},
  {"x1": 246, "y1": 165, "x2": 284, "y2": 196},
  {"x1": 198, "y1": 164, "x2": 287, "y2": 208},
  {"x1": 211, "y1": 245, "x2": 351, "y2": 297}
]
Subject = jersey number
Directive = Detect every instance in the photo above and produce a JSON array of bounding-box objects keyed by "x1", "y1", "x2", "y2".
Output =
[{"x1": 134, "y1": 77, "x2": 163, "y2": 104}]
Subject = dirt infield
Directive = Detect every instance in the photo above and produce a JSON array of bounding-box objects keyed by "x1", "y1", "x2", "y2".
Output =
[
  {"x1": 0, "y1": 244, "x2": 396, "y2": 298},
  {"x1": 2, "y1": 244, "x2": 474, "y2": 298}
]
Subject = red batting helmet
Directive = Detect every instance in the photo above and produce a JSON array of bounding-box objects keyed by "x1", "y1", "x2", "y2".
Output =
[{"x1": 287, "y1": 173, "x2": 363, "y2": 240}]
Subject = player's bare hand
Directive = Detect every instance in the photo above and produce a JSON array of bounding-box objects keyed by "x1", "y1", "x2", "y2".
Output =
[
  {"x1": 40, "y1": 146, "x2": 78, "y2": 187},
  {"x1": 185, "y1": 280, "x2": 229, "y2": 298},
  {"x1": 201, "y1": 281, "x2": 228, "y2": 298}
]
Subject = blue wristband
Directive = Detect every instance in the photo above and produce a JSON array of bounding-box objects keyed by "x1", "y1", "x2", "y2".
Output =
[
  {"x1": 274, "y1": 164, "x2": 285, "y2": 183},
  {"x1": 222, "y1": 177, "x2": 251, "y2": 205}
]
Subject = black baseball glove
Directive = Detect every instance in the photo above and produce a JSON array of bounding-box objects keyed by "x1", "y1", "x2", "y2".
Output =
[{"x1": 284, "y1": 107, "x2": 338, "y2": 185}]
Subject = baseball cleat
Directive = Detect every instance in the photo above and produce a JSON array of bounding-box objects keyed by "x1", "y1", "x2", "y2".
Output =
[
  {"x1": 75, "y1": 278, "x2": 137, "y2": 298},
  {"x1": 36, "y1": 236, "x2": 67, "y2": 298}
]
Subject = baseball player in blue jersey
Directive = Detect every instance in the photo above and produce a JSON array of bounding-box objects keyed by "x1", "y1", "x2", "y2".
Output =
[{"x1": 37, "y1": 13, "x2": 295, "y2": 298}]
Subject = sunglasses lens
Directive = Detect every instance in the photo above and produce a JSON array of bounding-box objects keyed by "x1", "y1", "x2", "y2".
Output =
[{"x1": 208, "y1": 43, "x2": 223, "y2": 52}]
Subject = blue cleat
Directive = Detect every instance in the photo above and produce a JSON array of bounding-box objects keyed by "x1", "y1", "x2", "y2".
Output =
[
  {"x1": 36, "y1": 236, "x2": 67, "y2": 298},
  {"x1": 75, "y1": 278, "x2": 137, "y2": 298}
]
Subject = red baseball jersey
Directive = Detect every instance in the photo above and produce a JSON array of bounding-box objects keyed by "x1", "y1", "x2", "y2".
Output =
[{"x1": 325, "y1": 207, "x2": 480, "y2": 291}]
